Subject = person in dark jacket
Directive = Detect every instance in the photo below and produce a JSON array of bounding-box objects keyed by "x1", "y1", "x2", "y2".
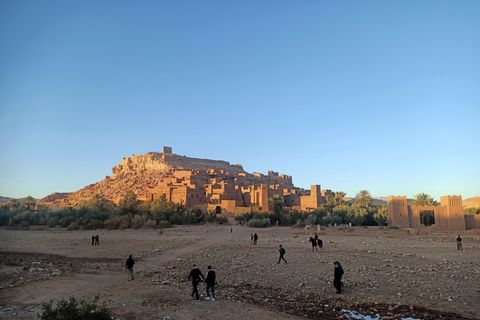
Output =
[
  {"x1": 205, "y1": 265, "x2": 216, "y2": 300},
  {"x1": 91, "y1": 235, "x2": 95, "y2": 246},
  {"x1": 253, "y1": 233, "x2": 258, "y2": 245},
  {"x1": 333, "y1": 261, "x2": 344, "y2": 294},
  {"x1": 125, "y1": 255, "x2": 135, "y2": 281},
  {"x1": 456, "y1": 235, "x2": 463, "y2": 250},
  {"x1": 188, "y1": 264, "x2": 205, "y2": 301},
  {"x1": 277, "y1": 244, "x2": 287, "y2": 264}
]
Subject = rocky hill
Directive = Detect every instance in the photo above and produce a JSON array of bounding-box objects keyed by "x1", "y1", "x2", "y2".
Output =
[{"x1": 35, "y1": 151, "x2": 249, "y2": 208}]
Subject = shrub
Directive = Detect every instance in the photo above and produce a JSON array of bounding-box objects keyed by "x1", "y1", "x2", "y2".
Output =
[
  {"x1": 142, "y1": 219, "x2": 157, "y2": 229},
  {"x1": 59, "y1": 216, "x2": 75, "y2": 228},
  {"x1": 131, "y1": 215, "x2": 145, "y2": 229},
  {"x1": 294, "y1": 218, "x2": 305, "y2": 228},
  {"x1": 39, "y1": 296, "x2": 111, "y2": 320},
  {"x1": 19, "y1": 221, "x2": 30, "y2": 229},
  {"x1": 87, "y1": 219, "x2": 104, "y2": 230},
  {"x1": 158, "y1": 220, "x2": 172, "y2": 228},
  {"x1": 68, "y1": 222, "x2": 80, "y2": 231},
  {"x1": 104, "y1": 216, "x2": 130, "y2": 230},
  {"x1": 214, "y1": 216, "x2": 228, "y2": 225},
  {"x1": 386, "y1": 225, "x2": 400, "y2": 229},
  {"x1": 46, "y1": 217, "x2": 59, "y2": 228},
  {"x1": 248, "y1": 218, "x2": 269, "y2": 228}
]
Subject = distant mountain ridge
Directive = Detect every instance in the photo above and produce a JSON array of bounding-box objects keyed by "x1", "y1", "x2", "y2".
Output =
[{"x1": 0, "y1": 196, "x2": 36, "y2": 205}]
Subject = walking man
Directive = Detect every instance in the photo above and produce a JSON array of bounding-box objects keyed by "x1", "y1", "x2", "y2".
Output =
[
  {"x1": 250, "y1": 233, "x2": 254, "y2": 245},
  {"x1": 456, "y1": 235, "x2": 463, "y2": 251},
  {"x1": 188, "y1": 264, "x2": 205, "y2": 301},
  {"x1": 253, "y1": 233, "x2": 258, "y2": 245},
  {"x1": 94, "y1": 235, "x2": 99, "y2": 246},
  {"x1": 125, "y1": 255, "x2": 135, "y2": 281},
  {"x1": 205, "y1": 266, "x2": 216, "y2": 301},
  {"x1": 277, "y1": 244, "x2": 287, "y2": 264},
  {"x1": 91, "y1": 235, "x2": 95, "y2": 246},
  {"x1": 333, "y1": 261, "x2": 344, "y2": 294}
]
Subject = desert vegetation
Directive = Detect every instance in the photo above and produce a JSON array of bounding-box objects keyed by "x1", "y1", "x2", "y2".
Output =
[
  {"x1": 236, "y1": 190, "x2": 388, "y2": 228},
  {"x1": 39, "y1": 296, "x2": 111, "y2": 320},
  {"x1": 2, "y1": 190, "x2": 479, "y2": 231},
  {"x1": 0, "y1": 191, "x2": 228, "y2": 230}
]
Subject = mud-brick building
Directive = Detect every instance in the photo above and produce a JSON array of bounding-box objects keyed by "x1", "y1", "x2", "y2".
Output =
[
  {"x1": 387, "y1": 195, "x2": 476, "y2": 231},
  {"x1": 36, "y1": 146, "x2": 337, "y2": 214}
]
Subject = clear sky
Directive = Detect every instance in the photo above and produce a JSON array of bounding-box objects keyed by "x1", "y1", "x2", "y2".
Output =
[{"x1": 1, "y1": 1, "x2": 479, "y2": 202}]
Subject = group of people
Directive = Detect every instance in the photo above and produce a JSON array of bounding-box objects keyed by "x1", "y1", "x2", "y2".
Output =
[
  {"x1": 123, "y1": 231, "x2": 469, "y2": 300},
  {"x1": 187, "y1": 265, "x2": 217, "y2": 301},
  {"x1": 309, "y1": 233, "x2": 323, "y2": 252},
  {"x1": 91, "y1": 235, "x2": 99, "y2": 246}
]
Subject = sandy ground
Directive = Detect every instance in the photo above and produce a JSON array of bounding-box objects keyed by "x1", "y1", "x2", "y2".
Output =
[{"x1": 1, "y1": 225, "x2": 479, "y2": 320}]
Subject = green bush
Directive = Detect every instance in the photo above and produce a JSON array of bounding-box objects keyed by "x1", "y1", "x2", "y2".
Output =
[{"x1": 39, "y1": 296, "x2": 111, "y2": 320}]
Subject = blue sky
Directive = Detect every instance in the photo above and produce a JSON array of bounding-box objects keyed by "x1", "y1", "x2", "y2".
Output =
[{"x1": 1, "y1": 1, "x2": 479, "y2": 201}]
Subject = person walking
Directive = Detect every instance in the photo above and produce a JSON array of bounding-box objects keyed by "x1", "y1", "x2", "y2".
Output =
[
  {"x1": 333, "y1": 261, "x2": 344, "y2": 294},
  {"x1": 205, "y1": 266, "x2": 216, "y2": 301},
  {"x1": 91, "y1": 235, "x2": 95, "y2": 246},
  {"x1": 188, "y1": 264, "x2": 205, "y2": 301},
  {"x1": 95, "y1": 235, "x2": 99, "y2": 246},
  {"x1": 125, "y1": 255, "x2": 135, "y2": 281},
  {"x1": 250, "y1": 233, "x2": 254, "y2": 245},
  {"x1": 456, "y1": 235, "x2": 463, "y2": 251},
  {"x1": 277, "y1": 244, "x2": 287, "y2": 264},
  {"x1": 253, "y1": 233, "x2": 258, "y2": 245}
]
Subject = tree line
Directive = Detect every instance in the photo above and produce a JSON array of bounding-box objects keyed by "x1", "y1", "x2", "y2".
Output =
[
  {"x1": 0, "y1": 191, "x2": 227, "y2": 229},
  {"x1": 1, "y1": 190, "x2": 478, "y2": 230},
  {"x1": 235, "y1": 190, "x2": 389, "y2": 228}
]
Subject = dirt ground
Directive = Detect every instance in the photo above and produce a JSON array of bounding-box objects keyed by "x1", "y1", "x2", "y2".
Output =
[{"x1": 1, "y1": 224, "x2": 479, "y2": 320}]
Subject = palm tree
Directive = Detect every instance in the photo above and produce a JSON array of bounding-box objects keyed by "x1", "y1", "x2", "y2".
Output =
[
  {"x1": 8, "y1": 198, "x2": 19, "y2": 210},
  {"x1": 412, "y1": 193, "x2": 438, "y2": 206},
  {"x1": 336, "y1": 191, "x2": 346, "y2": 205},
  {"x1": 268, "y1": 194, "x2": 285, "y2": 224},
  {"x1": 325, "y1": 195, "x2": 337, "y2": 206},
  {"x1": 355, "y1": 190, "x2": 372, "y2": 207},
  {"x1": 22, "y1": 196, "x2": 36, "y2": 211}
]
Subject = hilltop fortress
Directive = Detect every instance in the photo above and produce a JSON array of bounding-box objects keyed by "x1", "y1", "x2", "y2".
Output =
[{"x1": 36, "y1": 147, "x2": 336, "y2": 214}]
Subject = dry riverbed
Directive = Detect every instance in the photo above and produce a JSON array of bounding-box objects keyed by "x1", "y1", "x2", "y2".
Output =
[{"x1": 1, "y1": 225, "x2": 479, "y2": 320}]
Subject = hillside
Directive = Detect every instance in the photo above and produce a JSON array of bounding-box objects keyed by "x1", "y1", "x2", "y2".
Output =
[
  {"x1": 463, "y1": 197, "x2": 480, "y2": 209},
  {"x1": 35, "y1": 150, "x2": 286, "y2": 209}
]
